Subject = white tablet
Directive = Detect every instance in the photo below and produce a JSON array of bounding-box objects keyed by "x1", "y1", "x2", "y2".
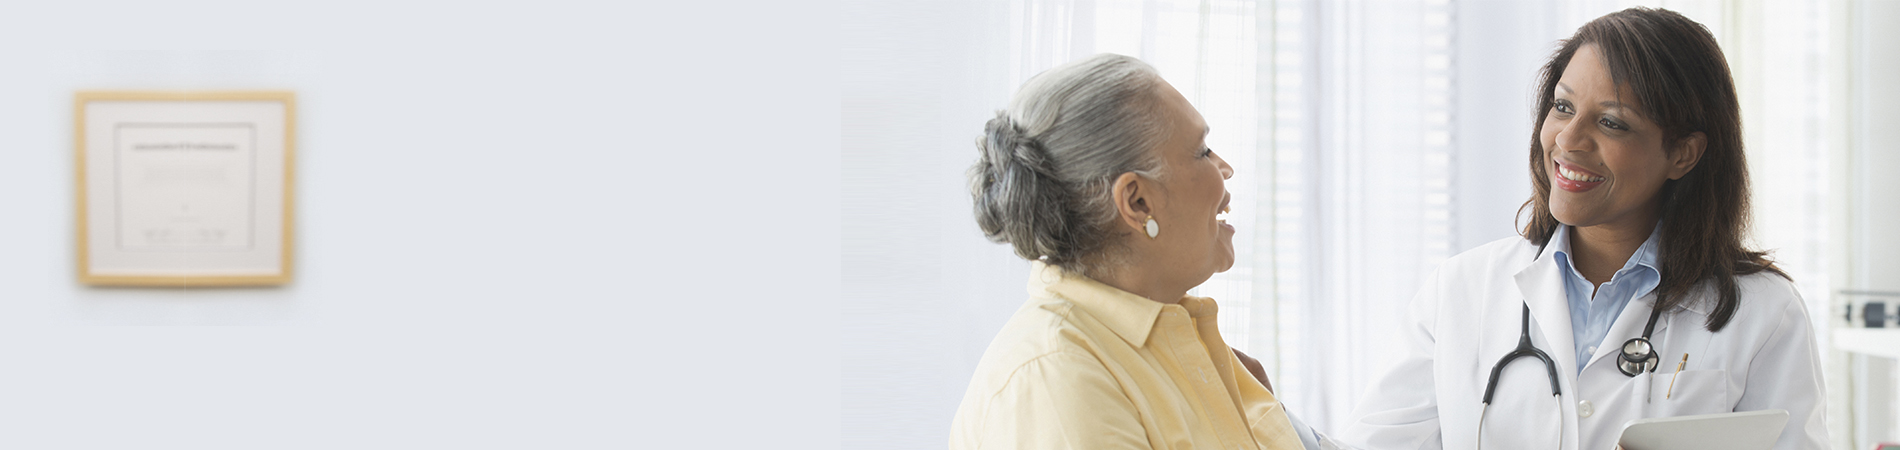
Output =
[{"x1": 1617, "y1": 409, "x2": 1788, "y2": 450}]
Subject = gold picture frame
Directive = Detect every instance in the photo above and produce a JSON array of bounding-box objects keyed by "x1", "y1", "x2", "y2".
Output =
[{"x1": 75, "y1": 91, "x2": 296, "y2": 287}]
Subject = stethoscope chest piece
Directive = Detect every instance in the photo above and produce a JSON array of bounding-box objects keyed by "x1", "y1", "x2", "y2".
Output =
[
  {"x1": 1615, "y1": 297, "x2": 1668, "y2": 377},
  {"x1": 1617, "y1": 336, "x2": 1659, "y2": 376}
]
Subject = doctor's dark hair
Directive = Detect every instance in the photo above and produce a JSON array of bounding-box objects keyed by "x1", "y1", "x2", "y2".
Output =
[
  {"x1": 969, "y1": 54, "x2": 1169, "y2": 276},
  {"x1": 1519, "y1": 7, "x2": 1785, "y2": 332}
]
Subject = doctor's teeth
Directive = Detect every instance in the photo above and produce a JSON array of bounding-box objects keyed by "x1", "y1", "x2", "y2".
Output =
[{"x1": 1559, "y1": 166, "x2": 1604, "y2": 182}]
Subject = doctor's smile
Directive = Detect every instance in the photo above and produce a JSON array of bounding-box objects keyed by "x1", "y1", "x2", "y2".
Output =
[{"x1": 1552, "y1": 159, "x2": 1606, "y2": 192}]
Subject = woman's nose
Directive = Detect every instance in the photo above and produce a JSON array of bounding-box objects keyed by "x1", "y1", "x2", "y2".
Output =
[
  {"x1": 1215, "y1": 152, "x2": 1234, "y2": 179},
  {"x1": 1555, "y1": 118, "x2": 1592, "y2": 152}
]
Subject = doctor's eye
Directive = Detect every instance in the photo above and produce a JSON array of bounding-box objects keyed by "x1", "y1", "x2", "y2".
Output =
[
  {"x1": 1598, "y1": 117, "x2": 1629, "y2": 131},
  {"x1": 1553, "y1": 100, "x2": 1575, "y2": 115}
]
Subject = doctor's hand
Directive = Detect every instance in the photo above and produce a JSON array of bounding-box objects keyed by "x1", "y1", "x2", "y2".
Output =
[{"x1": 1232, "y1": 349, "x2": 1272, "y2": 394}]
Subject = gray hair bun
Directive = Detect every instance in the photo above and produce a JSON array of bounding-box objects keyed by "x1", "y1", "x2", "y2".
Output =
[
  {"x1": 967, "y1": 54, "x2": 1169, "y2": 274},
  {"x1": 971, "y1": 113, "x2": 1079, "y2": 263}
]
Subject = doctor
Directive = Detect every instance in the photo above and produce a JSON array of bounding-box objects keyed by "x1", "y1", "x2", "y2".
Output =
[{"x1": 1321, "y1": 7, "x2": 1827, "y2": 450}]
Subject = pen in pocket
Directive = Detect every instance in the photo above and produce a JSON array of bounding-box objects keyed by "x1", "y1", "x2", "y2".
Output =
[{"x1": 1666, "y1": 353, "x2": 1688, "y2": 399}]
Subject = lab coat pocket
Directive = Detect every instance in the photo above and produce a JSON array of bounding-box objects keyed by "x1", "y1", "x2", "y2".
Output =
[
  {"x1": 1653, "y1": 369, "x2": 1730, "y2": 415},
  {"x1": 1628, "y1": 371, "x2": 1654, "y2": 401}
]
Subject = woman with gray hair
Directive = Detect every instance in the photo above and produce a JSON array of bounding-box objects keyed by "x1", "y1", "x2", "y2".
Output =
[{"x1": 949, "y1": 54, "x2": 1311, "y2": 450}]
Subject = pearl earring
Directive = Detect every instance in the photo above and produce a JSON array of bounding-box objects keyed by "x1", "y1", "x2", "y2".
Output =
[{"x1": 1145, "y1": 216, "x2": 1159, "y2": 238}]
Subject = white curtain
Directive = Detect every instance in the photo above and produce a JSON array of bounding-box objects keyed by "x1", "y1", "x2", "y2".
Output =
[{"x1": 1002, "y1": 0, "x2": 1839, "y2": 439}]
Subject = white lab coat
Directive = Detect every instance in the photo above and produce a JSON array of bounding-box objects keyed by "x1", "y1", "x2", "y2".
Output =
[{"x1": 1332, "y1": 236, "x2": 1827, "y2": 450}]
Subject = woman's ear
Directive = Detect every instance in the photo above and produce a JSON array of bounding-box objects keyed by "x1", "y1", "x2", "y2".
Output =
[
  {"x1": 1667, "y1": 131, "x2": 1706, "y2": 180},
  {"x1": 1110, "y1": 172, "x2": 1153, "y2": 235}
]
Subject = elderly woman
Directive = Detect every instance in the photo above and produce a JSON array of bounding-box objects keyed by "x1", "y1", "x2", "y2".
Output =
[{"x1": 948, "y1": 54, "x2": 1308, "y2": 450}]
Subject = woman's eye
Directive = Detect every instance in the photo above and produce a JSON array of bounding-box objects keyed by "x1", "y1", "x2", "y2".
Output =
[
  {"x1": 1201, "y1": 147, "x2": 1213, "y2": 158},
  {"x1": 1553, "y1": 101, "x2": 1574, "y2": 115},
  {"x1": 1599, "y1": 117, "x2": 1627, "y2": 131}
]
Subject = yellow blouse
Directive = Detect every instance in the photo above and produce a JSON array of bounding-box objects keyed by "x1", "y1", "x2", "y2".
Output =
[{"x1": 950, "y1": 262, "x2": 1303, "y2": 450}]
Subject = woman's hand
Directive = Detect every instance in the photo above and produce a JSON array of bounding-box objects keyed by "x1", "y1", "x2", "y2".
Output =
[{"x1": 1232, "y1": 349, "x2": 1272, "y2": 393}]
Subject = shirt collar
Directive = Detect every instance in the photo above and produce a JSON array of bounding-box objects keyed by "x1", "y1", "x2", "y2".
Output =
[
  {"x1": 1026, "y1": 261, "x2": 1164, "y2": 348},
  {"x1": 1550, "y1": 222, "x2": 1664, "y2": 285}
]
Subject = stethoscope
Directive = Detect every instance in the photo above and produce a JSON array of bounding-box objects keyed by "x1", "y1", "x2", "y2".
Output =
[{"x1": 1474, "y1": 242, "x2": 1664, "y2": 449}]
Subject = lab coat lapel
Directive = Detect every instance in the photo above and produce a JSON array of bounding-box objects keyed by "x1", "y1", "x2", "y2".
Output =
[{"x1": 1513, "y1": 249, "x2": 1579, "y2": 379}]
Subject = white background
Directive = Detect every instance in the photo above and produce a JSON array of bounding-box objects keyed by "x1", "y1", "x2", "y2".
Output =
[{"x1": 0, "y1": 1, "x2": 836, "y2": 448}]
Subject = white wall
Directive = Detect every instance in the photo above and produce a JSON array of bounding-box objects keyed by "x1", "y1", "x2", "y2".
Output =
[
  {"x1": 1450, "y1": 0, "x2": 1556, "y2": 252},
  {"x1": 0, "y1": 1, "x2": 836, "y2": 448},
  {"x1": 841, "y1": 2, "x2": 1023, "y2": 449}
]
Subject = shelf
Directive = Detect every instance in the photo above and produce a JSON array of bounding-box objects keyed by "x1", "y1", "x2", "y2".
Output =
[{"x1": 1835, "y1": 328, "x2": 1900, "y2": 359}]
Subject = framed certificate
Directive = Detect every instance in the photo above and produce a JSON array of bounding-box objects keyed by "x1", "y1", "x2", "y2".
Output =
[{"x1": 75, "y1": 91, "x2": 295, "y2": 286}]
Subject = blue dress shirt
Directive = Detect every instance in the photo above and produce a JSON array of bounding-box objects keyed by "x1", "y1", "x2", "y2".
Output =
[{"x1": 1549, "y1": 224, "x2": 1663, "y2": 374}]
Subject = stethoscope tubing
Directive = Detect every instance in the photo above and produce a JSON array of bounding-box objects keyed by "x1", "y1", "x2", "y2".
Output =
[
  {"x1": 1483, "y1": 292, "x2": 1664, "y2": 407},
  {"x1": 1482, "y1": 304, "x2": 1561, "y2": 404}
]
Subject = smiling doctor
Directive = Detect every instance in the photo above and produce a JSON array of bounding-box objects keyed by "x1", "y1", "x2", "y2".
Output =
[{"x1": 1287, "y1": 7, "x2": 1829, "y2": 450}]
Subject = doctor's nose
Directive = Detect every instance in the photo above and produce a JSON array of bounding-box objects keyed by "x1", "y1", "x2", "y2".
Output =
[{"x1": 1555, "y1": 119, "x2": 1595, "y2": 153}]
